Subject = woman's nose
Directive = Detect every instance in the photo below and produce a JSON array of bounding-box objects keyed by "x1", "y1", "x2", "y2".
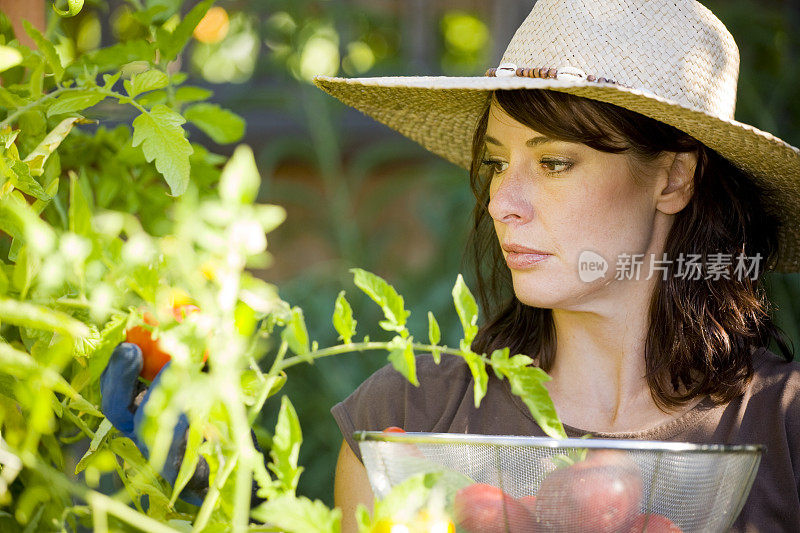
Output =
[{"x1": 487, "y1": 170, "x2": 533, "y2": 224}]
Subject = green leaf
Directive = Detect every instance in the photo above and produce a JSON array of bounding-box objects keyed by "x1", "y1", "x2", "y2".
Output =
[
  {"x1": 6, "y1": 159, "x2": 49, "y2": 200},
  {"x1": 22, "y1": 21, "x2": 65, "y2": 82},
  {"x1": 68, "y1": 171, "x2": 91, "y2": 236},
  {"x1": 269, "y1": 396, "x2": 303, "y2": 494},
  {"x1": 46, "y1": 90, "x2": 105, "y2": 117},
  {"x1": 75, "y1": 419, "x2": 113, "y2": 474},
  {"x1": 500, "y1": 364, "x2": 566, "y2": 439},
  {"x1": 87, "y1": 313, "x2": 129, "y2": 382},
  {"x1": 371, "y1": 471, "x2": 471, "y2": 525},
  {"x1": 0, "y1": 265, "x2": 8, "y2": 295},
  {"x1": 386, "y1": 335, "x2": 418, "y2": 387},
  {"x1": 11, "y1": 246, "x2": 38, "y2": 298},
  {"x1": 242, "y1": 370, "x2": 286, "y2": 406},
  {"x1": 332, "y1": 291, "x2": 356, "y2": 344},
  {"x1": 453, "y1": 275, "x2": 479, "y2": 346},
  {"x1": 281, "y1": 307, "x2": 310, "y2": 358},
  {"x1": 461, "y1": 344, "x2": 488, "y2": 408},
  {"x1": 174, "y1": 86, "x2": 213, "y2": 103},
  {"x1": 131, "y1": 104, "x2": 192, "y2": 196},
  {"x1": 170, "y1": 418, "x2": 203, "y2": 506},
  {"x1": 251, "y1": 493, "x2": 341, "y2": 533},
  {"x1": 350, "y1": 268, "x2": 410, "y2": 333},
  {"x1": 184, "y1": 103, "x2": 245, "y2": 144},
  {"x1": 427, "y1": 311, "x2": 441, "y2": 364},
  {"x1": 0, "y1": 86, "x2": 24, "y2": 108},
  {"x1": 124, "y1": 69, "x2": 169, "y2": 99},
  {"x1": 83, "y1": 40, "x2": 155, "y2": 72},
  {"x1": 0, "y1": 298, "x2": 91, "y2": 338},
  {"x1": 0, "y1": 45, "x2": 22, "y2": 72},
  {"x1": 102, "y1": 71, "x2": 121, "y2": 90},
  {"x1": 23, "y1": 117, "x2": 80, "y2": 176},
  {"x1": 52, "y1": 0, "x2": 84, "y2": 17},
  {"x1": 158, "y1": 0, "x2": 215, "y2": 63},
  {"x1": 219, "y1": 144, "x2": 260, "y2": 205}
]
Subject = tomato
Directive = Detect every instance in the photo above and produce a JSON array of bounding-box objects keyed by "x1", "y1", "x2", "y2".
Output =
[
  {"x1": 628, "y1": 514, "x2": 683, "y2": 532},
  {"x1": 518, "y1": 494, "x2": 537, "y2": 516},
  {"x1": 382, "y1": 426, "x2": 406, "y2": 433},
  {"x1": 125, "y1": 304, "x2": 205, "y2": 381},
  {"x1": 534, "y1": 450, "x2": 643, "y2": 533},
  {"x1": 454, "y1": 483, "x2": 535, "y2": 533}
]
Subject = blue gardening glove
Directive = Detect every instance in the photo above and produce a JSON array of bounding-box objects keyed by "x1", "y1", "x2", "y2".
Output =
[{"x1": 100, "y1": 343, "x2": 268, "y2": 508}]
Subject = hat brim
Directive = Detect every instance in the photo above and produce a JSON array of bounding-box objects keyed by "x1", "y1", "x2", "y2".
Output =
[{"x1": 313, "y1": 74, "x2": 800, "y2": 272}]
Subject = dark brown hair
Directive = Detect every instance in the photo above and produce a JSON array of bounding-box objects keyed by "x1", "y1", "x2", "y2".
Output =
[{"x1": 468, "y1": 89, "x2": 793, "y2": 410}]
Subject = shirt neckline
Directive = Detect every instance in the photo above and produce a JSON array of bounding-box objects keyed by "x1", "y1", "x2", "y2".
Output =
[{"x1": 501, "y1": 346, "x2": 770, "y2": 440}]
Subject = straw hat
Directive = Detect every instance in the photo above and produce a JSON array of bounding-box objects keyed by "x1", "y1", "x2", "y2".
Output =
[{"x1": 313, "y1": 0, "x2": 800, "y2": 272}]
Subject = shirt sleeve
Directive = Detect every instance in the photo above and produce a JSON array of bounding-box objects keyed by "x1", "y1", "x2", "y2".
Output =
[{"x1": 330, "y1": 353, "x2": 471, "y2": 464}]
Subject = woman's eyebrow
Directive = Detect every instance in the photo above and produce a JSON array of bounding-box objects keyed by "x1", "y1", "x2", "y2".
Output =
[{"x1": 484, "y1": 135, "x2": 553, "y2": 147}]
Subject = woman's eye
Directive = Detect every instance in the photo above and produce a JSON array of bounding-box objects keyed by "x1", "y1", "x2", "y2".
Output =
[
  {"x1": 540, "y1": 158, "x2": 573, "y2": 173},
  {"x1": 482, "y1": 159, "x2": 509, "y2": 173}
]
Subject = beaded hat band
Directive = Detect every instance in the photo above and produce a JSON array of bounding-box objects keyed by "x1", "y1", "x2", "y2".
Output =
[
  {"x1": 484, "y1": 64, "x2": 628, "y2": 88},
  {"x1": 315, "y1": 0, "x2": 800, "y2": 272}
]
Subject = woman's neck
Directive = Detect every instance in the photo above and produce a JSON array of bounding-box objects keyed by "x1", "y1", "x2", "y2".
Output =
[{"x1": 543, "y1": 276, "x2": 695, "y2": 433}]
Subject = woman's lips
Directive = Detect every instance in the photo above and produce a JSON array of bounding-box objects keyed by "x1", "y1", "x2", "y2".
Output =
[{"x1": 505, "y1": 251, "x2": 551, "y2": 270}]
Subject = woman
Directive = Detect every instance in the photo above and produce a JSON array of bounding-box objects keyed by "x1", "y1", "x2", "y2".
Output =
[{"x1": 315, "y1": 0, "x2": 800, "y2": 531}]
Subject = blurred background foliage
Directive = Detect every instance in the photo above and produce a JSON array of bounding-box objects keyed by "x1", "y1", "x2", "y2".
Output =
[{"x1": 18, "y1": 0, "x2": 800, "y2": 509}]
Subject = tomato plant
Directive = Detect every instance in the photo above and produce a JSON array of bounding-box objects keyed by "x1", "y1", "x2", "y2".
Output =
[{"x1": 0, "y1": 2, "x2": 566, "y2": 532}]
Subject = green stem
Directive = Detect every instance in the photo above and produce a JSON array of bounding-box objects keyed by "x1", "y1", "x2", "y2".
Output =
[
  {"x1": 0, "y1": 87, "x2": 66, "y2": 129},
  {"x1": 191, "y1": 449, "x2": 240, "y2": 532},
  {"x1": 16, "y1": 449, "x2": 182, "y2": 533},
  {"x1": 61, "y1": 405, "x2": 95, "y2": 440},
  {"x1": 275, "y1": 342, "x2": 468, "y2": 373}
]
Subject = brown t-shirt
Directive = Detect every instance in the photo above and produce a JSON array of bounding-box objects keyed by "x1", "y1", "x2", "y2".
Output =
[{"x1": 331, "y1": 347, "x2": 800, "y2": 532}]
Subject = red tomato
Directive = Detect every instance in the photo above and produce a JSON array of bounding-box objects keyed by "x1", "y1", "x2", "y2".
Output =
[
  {"x1": 518, "y1": 494, "x2": 537, "y2": 516},
  {"x1": 382, "y1": 426, "x2": 406, "y2": 433},
  {"x1": 125, "y1": 305, "x2": 206, "y2": 381},
  {"x1": 454, "y1": 483, "x2": 535, "y2": 533},
  {"x1": 534, "y1": 450, "x2": 643, "y2": 533},
  {"x1": 628, "y1": 514, "x2": 683, "y2": 532}
]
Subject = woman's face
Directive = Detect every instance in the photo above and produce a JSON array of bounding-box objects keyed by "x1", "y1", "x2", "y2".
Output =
[{"x1": 485, "y1": 100, "x2": 670, "y2": 309}]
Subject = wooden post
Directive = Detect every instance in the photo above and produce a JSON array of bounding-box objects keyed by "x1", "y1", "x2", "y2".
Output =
[{"x1": 0, "y1": 0, "x2": 46, "y2": 48}]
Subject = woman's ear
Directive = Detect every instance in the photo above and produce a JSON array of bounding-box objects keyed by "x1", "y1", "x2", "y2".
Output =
[{"x1": 656, "y1": 151, "x2": 698, "y2": 215}]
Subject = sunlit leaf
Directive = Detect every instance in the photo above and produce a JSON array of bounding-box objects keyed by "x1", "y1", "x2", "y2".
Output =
[
  {"x1": 52, "y1": 0, "x2": 84, "y2": 17},
  {"x1": 0, "y1": 298, "x2": 91, "y2": 338},
  {"x1": 386, "y1": 335, "x2": 418, "y2": 387},
  {"x1": 452, "y1": 274, "x2": 478, "y2": 345},
  {"x1": 174, "y1": 86, "x2": 213, "y2": 103},
  {"x1": 252, "y1": 493, "x2": 341, "y2": 533},
  {"x1": 83, "y1": 40, "x2": 155, "y2": 72},
  {"x1": 351, "y1": 268, "x2": 410, "y2": 333},
  {"x1": 332, "y1": 291, "x2": 356, "y2": 344},
  {"x1": 0, "y1": 45, "x2": 22, "y2": 72},
  {"x1": 184, "y1": 103, "x2": 245, "y2": 144},
  {"x1": 219, "y1": 144, "x2": 259, "y2": 205},
  {"x1": 461, "y1": 344, "x2": 487, "y2": 408},
  {"x1": 68, "y1": 171, "x2": 91, "y2": 236},
  {"x1": 46, "y1": 90, "x2": 105, "y2": 117},
  {"x1": 23, "y1": 118, "x2": 81, "y2": 176},
  {"x1": 501, "y1": 364, "x2": 567, "y2": 440},
  {"x1": 5, "y1": 159, "x2": 49, "y2": 200},
  {"x1": 170, "y1": 418, "x2": 203, "y2": 506},
  {"x1": 23, "y1": 21, "x2": 65, "y2": 82},
  {"x1": 268, "y1": 396, "x2": 303, "y2": 494},
  {"x1": 75, "y1": 419, "x2": 113, "y2": 474},
  {"x1": 281, "y1": 307, "x2": 309, "y2": 357},
  {"x1": 428, "y1": 311, "x2": 441, "y2": 363},
  {"x1": 124, "y1": 69, "x2": 169, "y2": 98},
  {"x1": 131, "y1": 104, "x2": 192, "y2": 196}
]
